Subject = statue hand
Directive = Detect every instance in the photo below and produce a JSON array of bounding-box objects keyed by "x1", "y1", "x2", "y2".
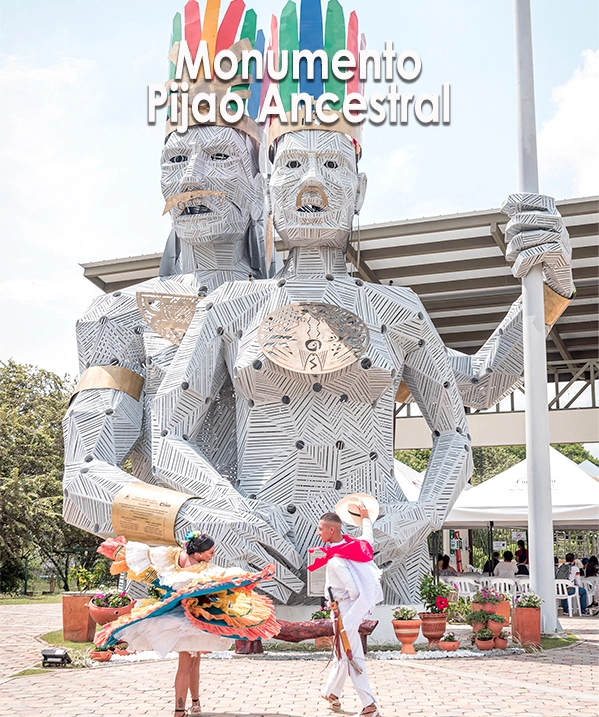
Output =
[
  {"x1": 176, "y1": 498, "x2": 304, "y2": 603},
  {"x1": 501, "y1": 192, "x2": 574, "y2": 298}
]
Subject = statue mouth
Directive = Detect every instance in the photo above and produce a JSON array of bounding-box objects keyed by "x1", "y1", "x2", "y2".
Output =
[
  {"x1": 297, "y1": 204, "x2": 325, "y2": 213},
  {"x1": 181, "y1": 205, "x2": 212, "y2": 215},
  {"x1": 295, "y1": 186, "x2": 328, "y2": 214}
]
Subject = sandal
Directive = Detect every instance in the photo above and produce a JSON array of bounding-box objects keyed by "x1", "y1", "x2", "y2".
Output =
[
  {"x1": 189, "y1": 699, "x2": 202, "y2": 714},
  {"x1": 321, "y1": 692, "x2": 342, "y2": 711},
  {"x1": 352, "y1": 705, "x2": 380, "y2": 717}
]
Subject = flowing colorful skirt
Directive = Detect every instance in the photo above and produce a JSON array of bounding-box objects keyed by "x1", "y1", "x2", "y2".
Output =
[{"x1": 95, "y1": 565, "x2": 280, "y2": 658}]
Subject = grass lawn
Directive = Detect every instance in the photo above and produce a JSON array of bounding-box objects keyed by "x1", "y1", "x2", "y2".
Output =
[
  {"x1": 40, "y1": 629, "x2": 96, "y2": 652},
  {"x1": 0, "y1": 594, "x2": 63, "y2": 605},
  {"x1": 540, "y1": 633, "x2": 579, "y2": 650}
]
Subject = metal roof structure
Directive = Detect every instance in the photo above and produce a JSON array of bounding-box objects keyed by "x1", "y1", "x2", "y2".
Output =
[{"x1": 81, "y1": 196, "x2": 598, "y2": 366}]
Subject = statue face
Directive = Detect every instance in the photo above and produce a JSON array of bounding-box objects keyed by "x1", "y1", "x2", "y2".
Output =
[
  {"x1": 269, "y1": 130, "x2": 366, "y2": 249},
  {"x1": 161, "y1": 125, "x2": 259, "y2": 245}
]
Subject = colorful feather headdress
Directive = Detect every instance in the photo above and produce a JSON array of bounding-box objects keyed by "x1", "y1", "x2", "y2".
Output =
[
  {"x1": 263, "y1": 0, "x2": 365, "y2": 157},
  {"x1": 165, "y1": 0, "x2": 265, "y2": 144}
]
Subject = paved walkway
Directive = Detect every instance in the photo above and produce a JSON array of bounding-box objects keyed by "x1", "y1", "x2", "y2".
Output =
[{"x1": 0, "y1": 604, "x2": 597, "y2": 717}]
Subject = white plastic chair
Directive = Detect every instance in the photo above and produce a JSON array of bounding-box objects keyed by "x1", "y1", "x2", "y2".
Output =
[
  {"x1": 555, "y1": 580, "x2": 582, "y2": 617},
  {"x1": 452, "y1": 578, "x2": 479, "y2": 600},
  {"x1": 490, "y1": 578, "x2": 518, "y2": 605},
  {"x1": 516, "y1": 579, "x2": 531, "y2": 596},
  {"x1": 581, "y1": 579, "x2": 597, "y2": 606},
  {"x1": 478, "y1": 577, "x2": 492, "y2": 589}
]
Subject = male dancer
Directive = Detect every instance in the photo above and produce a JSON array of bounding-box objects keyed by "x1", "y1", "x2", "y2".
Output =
[{"x1": 313, "y1": 503, "x2": 383, "y2": 717}]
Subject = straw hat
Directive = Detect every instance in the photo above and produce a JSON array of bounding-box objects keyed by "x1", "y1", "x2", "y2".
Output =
[{"x1": 335, "y1": 493, "x2": 380, "y2": 527}]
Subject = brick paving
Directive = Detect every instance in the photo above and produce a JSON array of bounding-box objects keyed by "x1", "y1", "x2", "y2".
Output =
[{"x1": 0, "y1": 604, "x2": 597, "y2": 717}]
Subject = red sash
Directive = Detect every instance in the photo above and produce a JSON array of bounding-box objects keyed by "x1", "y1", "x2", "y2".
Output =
[{"x1": 307, "y1": 535, "x2": 374, "y2": 572}]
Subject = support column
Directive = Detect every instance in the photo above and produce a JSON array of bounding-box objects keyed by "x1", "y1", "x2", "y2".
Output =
[{"x1": 514, "y1": 0, "x2": 557, "y2": 633}]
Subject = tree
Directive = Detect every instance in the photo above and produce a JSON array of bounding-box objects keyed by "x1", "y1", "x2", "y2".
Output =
[
  {"x1": 396, "y1": 442, "x2": 597, "y2": 487},
  {"x1": 0, "y1": 360, "x2": 100, "y2": 592}
]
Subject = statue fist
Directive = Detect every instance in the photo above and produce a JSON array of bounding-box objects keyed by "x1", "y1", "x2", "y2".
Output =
[{"x1": 501, "y1": 192, "x2": 574, "y2": 298}]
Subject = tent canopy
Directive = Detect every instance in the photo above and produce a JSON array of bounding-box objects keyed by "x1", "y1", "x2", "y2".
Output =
[{"x1": 444, "y1": 447, "x2": 599, "y2": 529}]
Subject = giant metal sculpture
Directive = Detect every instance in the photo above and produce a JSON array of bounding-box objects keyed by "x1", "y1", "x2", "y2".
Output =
[{"x1": 63, "y1": 0, "x2": 574, "y2": 604}]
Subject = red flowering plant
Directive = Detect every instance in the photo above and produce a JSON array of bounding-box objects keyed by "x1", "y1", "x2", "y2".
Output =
[
  {"x1": 91, "y1": 590, "x2": 131, "y2": 608},
  {"x1": 419, "y1": 575, "x2": 451, "y2": 613}
]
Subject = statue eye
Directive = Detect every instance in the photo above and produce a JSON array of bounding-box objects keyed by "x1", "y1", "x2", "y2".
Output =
[
  {"x1": 211, "y1": 153, "x2": 229, "y2": 160},
  {"x1": 286, "y1": 160, "x2": 300, "y2": 169},
  {"x1": 324, "y1": 160, "x2": 338, "y2": 169},
  {"x1": 169, "y1": 155, "x2": 188, "y2": 164}
]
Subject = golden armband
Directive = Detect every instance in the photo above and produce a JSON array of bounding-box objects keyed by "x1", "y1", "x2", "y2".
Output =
[
  {"x1": 544, "y1": 284, "x2": 574, "y2": 326},
  {"x1": 72, "y1": 365, "x2": 144, "y2": 403},
  {"x1": 112, "y1": 482, "x2": 192, "y2": 546}
]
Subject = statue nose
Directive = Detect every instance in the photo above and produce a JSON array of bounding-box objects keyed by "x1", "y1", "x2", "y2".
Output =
[{"x1": 180, "y1": 153, "x2": 207, "y2": 190}]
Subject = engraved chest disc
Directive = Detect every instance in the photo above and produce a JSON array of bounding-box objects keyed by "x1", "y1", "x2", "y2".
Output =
[{"x1": 258, "y1": 302, "x2": 370, "y2": 374}]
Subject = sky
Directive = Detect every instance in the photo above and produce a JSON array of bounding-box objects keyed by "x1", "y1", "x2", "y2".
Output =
[{"x1": 0, "y1": 0, "x2": 598, "y2": 379}]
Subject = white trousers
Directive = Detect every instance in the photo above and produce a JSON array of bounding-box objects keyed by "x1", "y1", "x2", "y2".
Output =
[{"x1": 324, "y1": 599, "x2": 376, "y2": 708}]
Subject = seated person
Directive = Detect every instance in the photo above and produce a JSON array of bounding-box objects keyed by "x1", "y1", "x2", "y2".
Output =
[
  {"x1": 439, "y1": 555, "x2": 458, "y2": 576},
  {"x1": 515, "y1": 540, "x2": 528, "y2": 565},
  {"x1": 493, "y1": 551, "x2": 518, "y2": 579},
  {"x1": 556, "y1": 553, "x2": 590, "y2": 616},
  {"x1": 585, "y1": 556, "x2": 598, "y2": 578},
  {"x1": 483, "y1": 552, "x2": 500, "y2": 575}
]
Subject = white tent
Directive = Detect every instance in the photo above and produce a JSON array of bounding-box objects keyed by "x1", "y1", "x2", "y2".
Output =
[
  {"x1": 444, "y1": 447, "x2": 599, "y2": 529},
  {"x1": 394, "y1": 459, "x2": 424, "y2": 501}
]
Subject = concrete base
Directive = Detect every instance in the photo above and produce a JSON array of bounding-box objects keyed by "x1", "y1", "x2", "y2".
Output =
[{"x1": 272, "y1": 604, "x2": 429, "y2": 646}]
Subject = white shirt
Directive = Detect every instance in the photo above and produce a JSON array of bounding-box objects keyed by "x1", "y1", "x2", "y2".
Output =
[
  {"x1": 325, "y1": 519, "x2": 374, "y2": 602},
  {"x1": 323, "y1": 520, "x2": 383, "y2": 629},
  {"x1": 493, "y1": 561, "x2": 518, "y2": 579}
]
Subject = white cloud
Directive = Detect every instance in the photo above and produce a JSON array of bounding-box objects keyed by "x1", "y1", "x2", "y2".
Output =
[{"x1": 538, "y1": 49, "x2": 599, "y2": 198}]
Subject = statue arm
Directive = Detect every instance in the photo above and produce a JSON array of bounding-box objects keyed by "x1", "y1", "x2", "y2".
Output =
[
  {"x1": 63, "y1": 293, "x2": 146, "y2": 535},
  {"x1": 377, "y1": 299, "x2": 473, "y2": 561}
]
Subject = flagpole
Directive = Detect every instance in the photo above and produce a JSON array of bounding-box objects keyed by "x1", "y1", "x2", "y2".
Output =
[{"x1": 514, "y1": 0, "x2": 557, "y2": 633}]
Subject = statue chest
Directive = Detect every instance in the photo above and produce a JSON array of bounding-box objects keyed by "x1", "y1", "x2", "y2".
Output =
[{"x1": 231, "y1": 299, "x2": 401, "y2": 403}]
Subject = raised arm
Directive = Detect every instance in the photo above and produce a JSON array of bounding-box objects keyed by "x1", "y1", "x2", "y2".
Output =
[{"x1": 449, "y1": 192, "x2": 574, "y2": 409}]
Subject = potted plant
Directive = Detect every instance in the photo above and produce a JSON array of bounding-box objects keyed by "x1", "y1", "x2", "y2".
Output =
[
  {"x1": 471, "y1": 587, "x2": 504, "y2": 613},
  {"x1": 62, "y1": 566, "x2": 97, "y2": 643},
  {"x1": 418, "y1": 575, "x2": 450, "y2": 647},
  {"x1": 494, "y1": 630, "x2": 509, "y2": 650},
  {"x1": 89, "y1": 645, "x2": 112, "y2": 662},
  {"x1": 391, "y1": 606, "x2": 421, "y2": 654},
  {"x1": 438, "y1": 631, "x2": 460, "y2": 652},
  {"x1": 113, "y1": 641, "x2": 133, "y2": 656},
  {"x1": 466, "y1": 609, "x2": 490, "y2": 634},
  {"x1": 487, "y1": 612, "x2": 506, "y2": 637},
  {"x1": 474, "y1": 627, "x2": 495, "y2": 651},
  {"x1": 310, "y1": 608, "x2": 333, "y2": 650},
  {"x1": 87, "y1": 591, "x2": 134, "y2": 626},
  {"x1": 512, "y1": 591, "x2": 543, "y2": 649}
]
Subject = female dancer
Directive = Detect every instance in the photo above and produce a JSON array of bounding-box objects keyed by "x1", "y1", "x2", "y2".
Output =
[{"x1": 96, "y1": 531, "x2": 279, "y2": 716}]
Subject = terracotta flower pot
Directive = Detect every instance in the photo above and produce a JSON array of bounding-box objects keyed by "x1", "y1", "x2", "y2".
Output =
[
  {"x1": 113, "y1": 647, "x2": 133, "y2": 655},
  {"x1": 62, "y1": 593, "x2": 96, "y2": 643},
  {"x1": 314, "y1": 636, "x2": 334, "y2": 650},
  {"x1": 90, "y1": 650, "x2": 112, "y2": 662},
  {"x1": 512, "y1": 607, "x2": 541, "y2": 648},
  {"x1": 488, "y1": 619, "x2": 503, "y2": 637},
  {"x1": 475, "y1": 638, "x2": 495, "y2": 651},
  {"x1": 494, "y1": 637, "x2": 508, "y2": 650},
  {"x1": 471, "y1": 602, "x2": 497, "y2": 613},
  {"x1": 392, "y1": 618, "x2": 421, "y2": 654},
  {"x1": 471, "y1": 621, "x2": 485, "y2": 633},
  {"x1": 87, "y1": 599, "x2": 134, "y2": 626},
  {"x1": 418, "y1": 612, "x2": 446, "y2": 647},
  {"x1": 438, "y1": 641, "x2": 459, "y2": 651},
  {"x1": 496, "y1": 599, "x2": 511, "y2": 626}
]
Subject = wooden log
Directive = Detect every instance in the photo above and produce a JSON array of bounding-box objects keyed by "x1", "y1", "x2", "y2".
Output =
[{"x1": 275, "y1": 618, "x2": 378, "y2": 643}]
